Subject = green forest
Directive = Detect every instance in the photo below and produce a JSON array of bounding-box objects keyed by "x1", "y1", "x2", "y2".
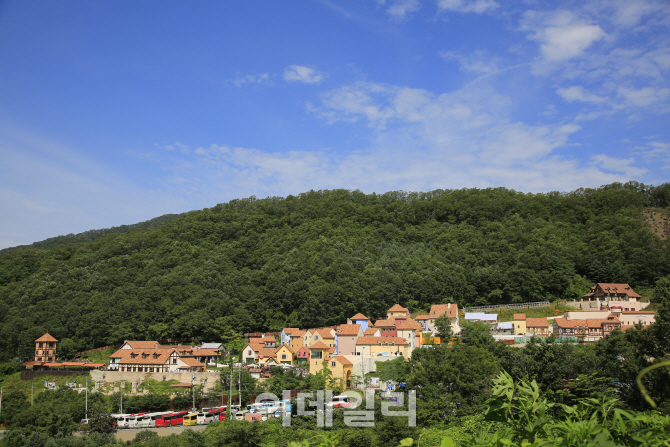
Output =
[{"x1": 1, "y1": 182, "x2": 669, "y2": 360}]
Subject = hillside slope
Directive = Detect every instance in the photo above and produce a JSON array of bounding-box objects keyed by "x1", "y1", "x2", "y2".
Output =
[{"x1": 0, "y1": 182, "x2": 668, "y2": 360}]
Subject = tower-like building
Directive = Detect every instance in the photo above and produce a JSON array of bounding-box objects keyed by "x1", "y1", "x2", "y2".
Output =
[{"x1": 35, "y1": 333, "x2": 58, "y2": 362}]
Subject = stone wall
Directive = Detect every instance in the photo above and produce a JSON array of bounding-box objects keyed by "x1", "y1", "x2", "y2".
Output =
[{"x1": 90, "y1": 370, "x2": 221, "y2": 394}]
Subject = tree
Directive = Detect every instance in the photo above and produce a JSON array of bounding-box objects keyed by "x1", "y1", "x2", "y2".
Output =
[
  {"x1": 434, "y1": 314, "x2": 453, "y2": 339},
  {"x1": 651, "y1": 275, "x2": 670, "y2": 355},
  {"x1": 459, "y1": 321, "x2": 495, "y2": 348},
  {"x1": 405, "y1": 344, "x2": 500, "y2": 424},
  {"x1": 86, "y1": 400, "x2": 115, "y2": 433}
]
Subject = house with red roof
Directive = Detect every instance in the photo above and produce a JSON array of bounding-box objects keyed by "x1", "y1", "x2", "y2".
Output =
[
  {"x1": 416, "y1": 303, "x2": 460, "y2": 335},
  {"x1": 574, "y1": 283, "x2": 647, "y2": 311},
  {"x1": 295, "y1": 346, "x2": 310, "y2": 364},
  {"x1": 387, "y1": 304, "x2": 410, "y2": 318},
  {"x1": 335, "y1": 324, "x2": 363, "y2": 356},
  {"x1": 355, "y1": 336, "x2": 409, "y2": 357},
  {"x1": 109, "y1": 348, "x2": 205, "y2": 373},
  {"x1": 396, "y1": 319, "x2": 422, "y2": 353},
  {"x1": 34, "y1": 333, "x2": 58, "y2": 363},
  {"x1": 281, "y1": 328, "x2": 305, "y2": 349},
  {"x1": 553, "y1": 315, "x2": 621, "y2": 341}
]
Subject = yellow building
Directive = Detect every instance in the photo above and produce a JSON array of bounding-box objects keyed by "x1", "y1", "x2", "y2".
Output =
[
  {"x1": 307, "y1": 341, "x2": 331, "y2": 374},
  {"x1": 513, "y1": 314, "x2": 527, "y2": 335},
  {"x1": 275, "y1": 344, "x2": 295, "y2": 365},
  {"x1": 327, "y1": 356, "x2": 354, "y2": 389},
  {"x1": 312, "y1": 328, "x2": 336, "y2": 348},
  {"x1": 355, "y1": 336, "x2": 409, "y2": 357}
]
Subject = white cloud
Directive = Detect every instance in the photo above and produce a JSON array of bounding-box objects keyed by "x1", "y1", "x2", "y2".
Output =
[
  {"x1": 616, "y1": 86, "x2": 670, "y2": 107},
  {"x1": 522, "y1": 10, "x2": 606, "y2": 62},
  {"x1": 437, "y1": 0, "x2": 498, "y2": 14},
  {"x1": 283, "y1": 65, "x2": 326, "y2": 84},
  {"x1": 591, "y1": 154, "x2": 648, "y2": 177},
  {"x1": 381, "y1": 0, "x2": 421, "y2": 21},
  {"x1": 232, "y1": 72, "x2": 272, "y2": 87},
  {"x1": 557, "y1": 86, "x2": 608, "y2": 103}
]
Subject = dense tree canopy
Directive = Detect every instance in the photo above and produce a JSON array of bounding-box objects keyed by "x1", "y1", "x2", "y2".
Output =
[{"x1": 0, "y1": 182, "x2": 669, "y2": 360}]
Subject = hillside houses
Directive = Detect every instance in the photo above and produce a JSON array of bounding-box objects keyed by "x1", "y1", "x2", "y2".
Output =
[{"x1": 102, "y1": 289, "x2": 656, "y2": 391}]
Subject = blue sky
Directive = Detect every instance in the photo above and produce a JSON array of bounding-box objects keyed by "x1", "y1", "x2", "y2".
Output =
[{"x1": 1, "y1": 0, "x2": 669, "y2": 249}]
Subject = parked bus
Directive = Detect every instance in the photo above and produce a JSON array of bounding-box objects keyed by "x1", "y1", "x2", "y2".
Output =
[
  {"x1": 247, "y1": 399, "x2": 291, "y2": 416},
  {"x1": 114, "y1": 414, "x2": 132, "y2": 428},
  {"x1": 207, "y1": 407, "x2": 226, "y2": 421},
  {"x1": 183, "y1": 413, "x2": 199, "y2": 426},
  {"x1": 196, "y1": 412, "x2": 213, "y2": 425},
  {"x1": 127, "y1": 413, "x2": 148, "y2": 428},
  {"x1": 155, "y1": 411, "x2": 189, "y2": 427},
  {"x1": 138, "y1": 412, "x2": 172, "y2": 428}
]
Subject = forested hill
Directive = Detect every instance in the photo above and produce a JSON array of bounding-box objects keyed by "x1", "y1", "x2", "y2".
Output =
[
  {"x1": 1, "y1": 182, "x2": 669, "y2": 360},
  {"x1": 0, "y1": 212, "x2": 190, "y2": 257}
]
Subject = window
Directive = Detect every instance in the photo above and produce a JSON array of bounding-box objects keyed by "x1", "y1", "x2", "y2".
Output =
[
  {"x1": 172, "y1": 358, "x2": 177, "y2": 364},
  {"x1": 331, "y1": 361, "x2": 336, "y2": 367}
]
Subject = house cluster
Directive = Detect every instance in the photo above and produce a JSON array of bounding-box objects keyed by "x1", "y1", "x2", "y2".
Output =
[
  {"x1": 108, "y1": 341, "x2": 222, "y2": 373},
  {"x1": 241, "y1": 303, "x2": 460, "y2": 388}
]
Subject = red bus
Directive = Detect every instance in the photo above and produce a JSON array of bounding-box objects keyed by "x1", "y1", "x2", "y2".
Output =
[
  {"x1": 207, "y1": 407, "x2": 226, "y2": 421},
  {"x1": 155, "y1": 411, "x2": 189, "y2": 427}
]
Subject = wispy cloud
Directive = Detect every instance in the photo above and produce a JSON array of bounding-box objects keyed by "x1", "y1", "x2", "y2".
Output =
[
  {"x1": 283, "y1": 65, "x2": 326, "y2": 84},
  {"x1": 380, "y1": 0, "x2": 421, "y2": 21},
  {"x1": 232, "y1": 72, "x2": 272, "y2": 87},
  {"x1": 557, "y1": 86, "x2": 608, "y2": 104},
  {"x1": 591, "y1": 154, "x2": 648, "y2": 177},
  {"x1": 437, "y1": 0, "x2": 498, "y2": 14}
]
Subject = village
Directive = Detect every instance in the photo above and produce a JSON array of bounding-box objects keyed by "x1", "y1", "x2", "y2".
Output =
[{"x1": 21, "y1": 282, "x2": 656, "y2": 397}]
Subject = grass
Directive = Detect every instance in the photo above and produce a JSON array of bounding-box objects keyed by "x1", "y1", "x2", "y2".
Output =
[
  {"x1": 77, "y1": 347, "x2": 115, "y2": 364},
  {"x1": 0, "y1": 371, "x2": 93, "y2": 400}
]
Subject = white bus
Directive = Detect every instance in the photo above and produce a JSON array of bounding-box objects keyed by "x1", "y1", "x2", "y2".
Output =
[
  {"x1": 113, "y1": 414, "x2": 131, "y2": 428},
  {"x1": 246, "y1": 399, "x2": 291, "y2": 416}
]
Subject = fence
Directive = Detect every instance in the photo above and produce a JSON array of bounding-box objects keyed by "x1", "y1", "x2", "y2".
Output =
[{"x1": 464, "y1": 301, "x2": 551, "y2": 312}]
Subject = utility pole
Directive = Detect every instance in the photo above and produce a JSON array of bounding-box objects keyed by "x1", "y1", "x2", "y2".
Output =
[
  {"x1": 119, "y1": 381, "x2": 123, "y2": 414},
  {"x1": 85, "y1": 378, "x2": 88, "y2": 419},
  {"x1": 31, "y1": 381, "x2": 33, "y2": 405},
  {"x1": 1, "y1": 386, "x2": 3, "y2": 422},
  {"x1": 238, "y1": 365, "x2": 242, "y2": 408},
  {"x1": 191, "y1": 373, "x2": 196, "y2": 412},
  {"x1": 227, "y1": 364, "x2": 233, "y2": 420}
]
